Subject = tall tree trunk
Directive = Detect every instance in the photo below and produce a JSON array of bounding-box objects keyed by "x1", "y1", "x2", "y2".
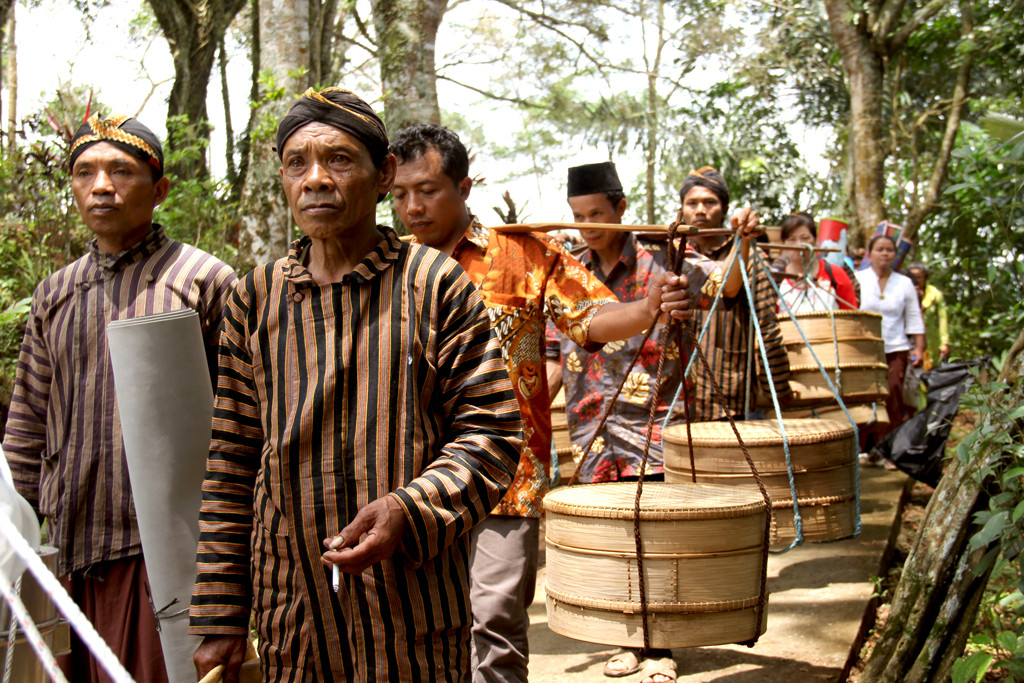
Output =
[
  {"x1": 146, "y1": 0, "x2": 247, "y2": 178},
  {"x1": 219, "y1": 37, "x2": 237, "y2": 190},
  {"x1": 371, "y1": 0, "x2": 446, "y2": 133},
  {"x1": 862, "y1": 327, "x2": 1024, "y2": 682},
  {"x1": 825, "y1": 0, "x2": 887, "y2": 241},
  {"x1": 233, "y1": 0, "x2": 260, "y2": 202},
  {"x1": 309, "y1": 0, "x2": 341, "y2": 86},
  {"x1": 237, "y1": 0, "x2": 310, "y2": 269},
  {"x1": 5, "y1": 6, "x2": 14, "y2": 157},
  {"x1": 642, "y1": 0, "x2": 666, "y2": 226}
]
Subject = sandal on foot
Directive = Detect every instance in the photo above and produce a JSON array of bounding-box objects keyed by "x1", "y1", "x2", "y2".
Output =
[
  {"x1": 640, "y1": 656, "x2": 678, "y2": 683},
  {"x1": 603, "y1": 649, "x2": 642, "y2": 677}
]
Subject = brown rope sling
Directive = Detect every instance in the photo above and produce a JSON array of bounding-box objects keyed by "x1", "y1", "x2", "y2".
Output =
[{"x1": 562, "y1": 216, "x2": 773, "y2": 653}]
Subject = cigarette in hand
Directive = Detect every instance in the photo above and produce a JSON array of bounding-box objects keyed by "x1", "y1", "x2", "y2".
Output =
[{"x1": 332, "y1": 563, "x2": 340, "y2": 593}]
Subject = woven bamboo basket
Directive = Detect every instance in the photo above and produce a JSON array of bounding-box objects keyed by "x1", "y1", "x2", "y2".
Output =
[
  {"x1": 784, "y1": 337, "x2": 885, "y2": 366},
  {"x1": 544, "y1": 482, "x2": 768, "y2": 649},
  {"x1": 555, "y1": 446, "x2": 578, "y2": 482},
  {"x1": 663, "y1": 419, "x2": 857, "y2": 546},
  {"x1": 778, "y1": 309, "x2": 882, "y2": 344},
  {"x1": 787, "y1": 362, "x2": 889, "y2": 405},
  {"x1": 771, "y1": 401, "x2": 890, "y2": 428},
  {"x1": 551, "y1": 389, "x2": 572, "y2": 452}
]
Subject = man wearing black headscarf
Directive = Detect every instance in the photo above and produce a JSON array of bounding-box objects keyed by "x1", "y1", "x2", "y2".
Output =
[
  {"x1": 188, "y1": 88, "x2": 524, "y2": 682},
  {"x1": 680, "y1": 166, "x2": 792, "y2": 420},
  {"x1": 3, "y1": 113, "x2": 237, "y2": 682}
]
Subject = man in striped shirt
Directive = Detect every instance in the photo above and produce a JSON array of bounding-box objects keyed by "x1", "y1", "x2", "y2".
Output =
[
  {"x1": 682, "y1": 167, "x2": 792, "y2": 419},
  {"x1": 390, "y1": 125, "x2": 699, "y2": 683},
  {"x1": 190, "y1": 89, "x2": 523, "y2": 682},
  {"x1": 2, "y1": 114, "x2": 237, "y2": 682}
]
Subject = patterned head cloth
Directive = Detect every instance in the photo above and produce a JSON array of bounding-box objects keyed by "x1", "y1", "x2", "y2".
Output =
[
  {"x1": 566, "y1": 161, "x2": 622, "y2": 197},
  {"x1": 678, "y1": 166, "x2": 730, "y2": 215},
  {"x1": 275, "y1": 87, "x2": 389, "y2": 168},
  {"x1": 69, "y1": 114, "x2": 164, "y2": 179}
]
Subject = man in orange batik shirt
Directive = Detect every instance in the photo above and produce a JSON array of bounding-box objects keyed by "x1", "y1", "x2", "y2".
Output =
[{"x1": 390, "y1": 124, "x2": 700, "y2": 683}]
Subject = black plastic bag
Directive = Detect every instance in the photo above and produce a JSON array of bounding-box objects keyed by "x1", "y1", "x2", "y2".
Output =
[{"x1": 873, "y1": 358, "x2": 988, "y2": 486}]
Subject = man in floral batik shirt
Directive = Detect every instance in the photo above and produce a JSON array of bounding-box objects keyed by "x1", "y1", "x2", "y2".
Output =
[
  {"x1": 390, "y1": 126, "x2": 700, "y2": 683},
  {"x1": 545, "y1": 161, "x2": 758, "y2": 683},
  {"x1": 547, "y1": 161, "x2": 760, "y2": 484}
]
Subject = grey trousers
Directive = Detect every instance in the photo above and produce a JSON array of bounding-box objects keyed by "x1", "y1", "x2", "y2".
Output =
[{"x1": 469, "y1": 515, "x2": 540, "y2": 683}]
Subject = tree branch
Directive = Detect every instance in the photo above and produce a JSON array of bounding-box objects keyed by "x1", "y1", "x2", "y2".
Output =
[
  {"x1": 873, "y1": 0, "x2": 908, "y2": 47},
  {"x1": 351, "y1": 6, "x2": 376, "y2": 50},
  {"x1": 903, "y1": 0, "x2": 974, "y2": 240},
  {"x1": 889, "y1": 0, "x2": 951, "y2": 52},
  {"x1": 436, "y1": 73, "x2": 554, "y2": 110}
]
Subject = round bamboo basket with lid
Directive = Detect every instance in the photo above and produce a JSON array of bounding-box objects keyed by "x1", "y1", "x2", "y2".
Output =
[
  {"x1": 662, "y1": 419, "x2": 858, "y2": 546},
  {"x1": 769, "y1": 401, "x2": 890, "y2": 428},
  {"x1": 544, "y1": 481, "x2": 769, "y2": 649},
  {"x1": 777, "y1": 309, "x2": 882, "y2": 344},
  {"x1": 786, "y1": 362, "x2": 889, "y2": 405},
  {"x1": 550, "y1": 388, "x2": 572, "y2": 452},
  {"x1": 774, "y1": 310, "x2": 888, "y2": 407}
]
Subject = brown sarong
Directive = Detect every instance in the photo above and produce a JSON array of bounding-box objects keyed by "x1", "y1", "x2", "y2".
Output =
[{"x1": 59, "y1": 555, "x2": 168, "y2": 683}]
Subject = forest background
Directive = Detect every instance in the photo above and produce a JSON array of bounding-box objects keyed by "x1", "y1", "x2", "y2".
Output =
[{"x1": 0, "y1": 0, "x2": 1021, "y2": 679}]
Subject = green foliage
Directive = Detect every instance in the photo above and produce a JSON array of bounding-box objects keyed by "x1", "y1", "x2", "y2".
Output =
[
  {"x1": 158, "y1": 117, "x2": 241, "y2": 264},
  {"x1": 916, "y1": 122, "x2": 1024, "y2": 359},
  {"x1": 950, "y1": 360, "x2": 1024, "y2": 682}
]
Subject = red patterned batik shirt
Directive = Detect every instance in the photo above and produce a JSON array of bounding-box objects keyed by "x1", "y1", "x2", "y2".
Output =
[{"x1": 443, "y1": 220, "x2": 617, "y2": 517}]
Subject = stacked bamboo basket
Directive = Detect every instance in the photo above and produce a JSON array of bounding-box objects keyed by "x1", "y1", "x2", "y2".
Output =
[
  {"x1": 0, "y1": 547, "x2": 71, "y2": 683},
  {"x1": 773, "y1": 310, "x2": 890, "y2": 428},
  {"x1": 662, "y1": 419, "x2": 858, "y2": 547},
  {"x1": 549, "y1": 388, "x2": 579, "y2": 482},
  {"x1": 544, "y1": 482, "x2": 769, "y2": 648}
]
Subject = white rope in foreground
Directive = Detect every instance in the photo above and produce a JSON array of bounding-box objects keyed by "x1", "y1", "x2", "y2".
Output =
[
  {"x1": 3, "y1": 575, "x2": 21, "y2": 683},
  {"x1": 0, "y1": 569, "x2": 67, "y2": 682},
  {"x1": 0, "y1": 515, "x2": 134, "y2": 683}
]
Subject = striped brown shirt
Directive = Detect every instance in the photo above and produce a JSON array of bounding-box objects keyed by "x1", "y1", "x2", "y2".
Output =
[
  {"x1": 2, "y1": 226, "x2": 237, "y2": 575},
  {"x1": 188, "y1": 228, "x2": 522, "y2": 681},
  {"x1": 690, "y1": 244, "x2": 791, "y2": 420}
]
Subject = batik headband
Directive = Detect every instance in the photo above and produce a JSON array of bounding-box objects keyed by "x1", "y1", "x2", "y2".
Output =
[{"x1": 69, "y1": 113, "x2": 164, "y2": 179}]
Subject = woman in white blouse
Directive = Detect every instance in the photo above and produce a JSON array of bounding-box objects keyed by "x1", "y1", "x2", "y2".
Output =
[{"x1": 855, "y1": 234, "x2": 926, "y2": 434}]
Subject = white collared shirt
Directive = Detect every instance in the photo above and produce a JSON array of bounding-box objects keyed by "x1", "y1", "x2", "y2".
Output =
[{"x1": 855, "y1": 269, "x2": 925, "y2": 353}]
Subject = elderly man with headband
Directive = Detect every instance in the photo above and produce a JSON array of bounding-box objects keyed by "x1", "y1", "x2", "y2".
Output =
[
  {"x1": 680, "y1": 166, "x2": 792, "y2": 420},
  {"x1": 3, "y1": 113, "x2": 237, "y2": 682},
  {"x1": 188, "y1": 88, "x2": 523, "y2": 682}
]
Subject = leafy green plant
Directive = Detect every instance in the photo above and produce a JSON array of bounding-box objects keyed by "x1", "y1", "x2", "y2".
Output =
[{"x1": 950, "y1": 358, "x2": 1024, "y2": 682}]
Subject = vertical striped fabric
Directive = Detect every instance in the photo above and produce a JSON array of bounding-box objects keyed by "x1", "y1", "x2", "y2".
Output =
[
  {"x1": 690, "y1": 255, "x2": 792, "y2": 420},
  {"x1": 2, "y1": 226, "x2": 238, "y2": 575},
  {"x1": 188, "y1": 228, "x2": 523, "y2": 682}
]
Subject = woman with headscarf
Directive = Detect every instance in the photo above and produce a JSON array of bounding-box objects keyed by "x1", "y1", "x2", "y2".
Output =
[
  {"x1": 855, "y1": 233, "x2": 926, "y2": 450},
  {"x1": 774, "y1": 212, "x2": 858, "y2": 313}
]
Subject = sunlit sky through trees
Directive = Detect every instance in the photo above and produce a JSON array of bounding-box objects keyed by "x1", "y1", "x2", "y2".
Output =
[{"x1": 13, "y1": 0, "x2": 831, "y2": 225}]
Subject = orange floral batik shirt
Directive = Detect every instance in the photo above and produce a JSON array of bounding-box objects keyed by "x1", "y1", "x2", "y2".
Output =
[{"x1": 443, "y1": 220, "x2": 616, "y2": 518}]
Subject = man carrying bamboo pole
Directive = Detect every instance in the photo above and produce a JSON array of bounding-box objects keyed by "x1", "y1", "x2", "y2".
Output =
[
  {"x1": 545, "y1": 161, "x2": 758, "y2": 682},
  {"x1": 390, "y1": 125, "x2": 700, "y2": 683},
  {"x1": 682, "y1": 167, "x2": 792, "y2": 419}
]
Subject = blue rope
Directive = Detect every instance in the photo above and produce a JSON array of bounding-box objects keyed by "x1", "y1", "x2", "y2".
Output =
[
  {"x1": 751, "y1": 247, "x2": 863, "y2": 538},
  {"x1": 736, "y1": 247, "x2": 804, "y2": 553}
]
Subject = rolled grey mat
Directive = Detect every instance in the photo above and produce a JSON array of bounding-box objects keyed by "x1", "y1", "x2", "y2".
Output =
[{"x1": 107, "y1": 309, "x2": 213, "y2": 683}]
